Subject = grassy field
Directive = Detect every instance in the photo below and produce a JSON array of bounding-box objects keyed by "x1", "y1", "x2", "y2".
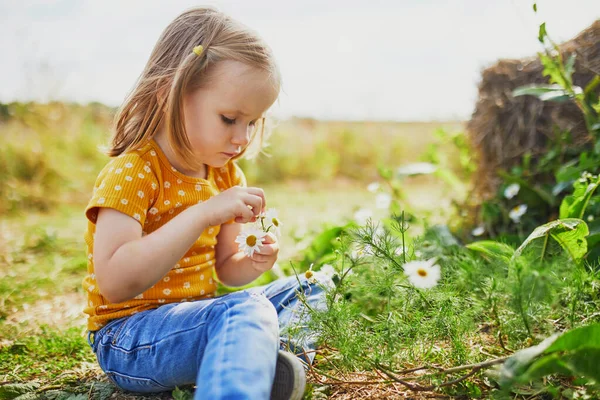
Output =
[{"x1": 1, "y1": 102, "x2": 467, "y2": 399}]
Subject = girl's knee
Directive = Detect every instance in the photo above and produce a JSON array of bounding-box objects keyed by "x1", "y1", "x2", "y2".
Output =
[{"x1": 226, "y1": 291, "x2": 279, "y2": 331}]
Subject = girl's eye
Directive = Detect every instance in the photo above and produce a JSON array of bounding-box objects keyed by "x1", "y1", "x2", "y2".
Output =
[{"x1": 221, "y1": 115, "x2": 236, "y2": 125}]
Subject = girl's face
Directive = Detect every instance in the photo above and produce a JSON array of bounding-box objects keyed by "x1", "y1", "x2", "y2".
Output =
[{"x1": 182, "y1": 60, "x2": 278, "y2": 173}]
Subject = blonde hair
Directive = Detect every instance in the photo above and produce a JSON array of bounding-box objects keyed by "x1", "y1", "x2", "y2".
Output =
[{"x1": 108, "y1": 7, "x2": 280, "y2": 170}]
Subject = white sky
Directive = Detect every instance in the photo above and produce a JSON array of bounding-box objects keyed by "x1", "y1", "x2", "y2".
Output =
[{"x1": 1, "y1": 0, "x2": 598, "y2": 121}]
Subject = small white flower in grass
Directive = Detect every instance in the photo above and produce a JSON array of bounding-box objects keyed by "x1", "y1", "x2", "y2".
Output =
[
  {"x1": 471, "y1": 225, "x2": 485, "y2": 237},
  {"x1": 304, "y1": 263, "x2": 317, "y2": 283},
  {"x1": 235, "y1": 227, "x2": 266, "y2": 257},
  {"x1": 403, "y1": 259, "x2": 441, "y2": 289},
  {"x1": 263, "y1": 208, "x2": 282, "y2": 237},
  {"x1": 509, "y1": 204, "x2": 528, "y2": 223},
  {"x1": 367, "y1": 182, "x2": 380, "y2": 193},
  {"x1": 354, "y1": 208, "x2": 373, "y2": 226},
  {"x1": 504, "y1": 183, "x2": 520, "y2": 199},
  {"x1": 587, "y1": 215, "x2": 595, "y2": 222},
  {"x1": 376, "y1": 193, "x2": 392, "y2": 209}
]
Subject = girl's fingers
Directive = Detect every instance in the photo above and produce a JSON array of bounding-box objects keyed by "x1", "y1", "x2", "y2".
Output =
[
  {"x1": 245, "y1": 187, "x2": 266, "y2": 211},
  {"x1": 238, "y1": 205, "x2": 255, "y2": 222},
  {"x1": 243, "y1": 194, "x2": 263, "y2": 216},
  {"x1": 255, "y1": 242, "x2": 277, "y2": 256},
  {"x1": 262, "y1": 233, "x2": 277, "y2": 245}
]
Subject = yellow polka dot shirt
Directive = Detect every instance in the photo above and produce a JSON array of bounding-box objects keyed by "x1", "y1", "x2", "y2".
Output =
[{"x1": 83, "y1": 140, "x2": 246, "y2": 331}]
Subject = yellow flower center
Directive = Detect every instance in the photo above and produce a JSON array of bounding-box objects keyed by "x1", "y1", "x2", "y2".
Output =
[
  {"x1": 305, "y1": 270, "x2": 314, "y2": 279},
  {"x1": 417, "y1": 268, "x2": 428, "y2": 277},
  {"x1": 272, "y1": 218, "x2": 279, "y2": 227},
  {"x1": 246, "y1": 235, "x2": 257, "y2": 247}
]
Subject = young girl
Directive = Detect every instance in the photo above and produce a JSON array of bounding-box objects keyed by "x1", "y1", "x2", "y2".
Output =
[{"x1": 83, "y1": 7, "x2": 329, "y2": 400}]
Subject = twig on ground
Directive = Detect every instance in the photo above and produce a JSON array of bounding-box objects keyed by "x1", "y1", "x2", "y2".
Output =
[{"x1": 375, "y1": 356, "x2": 508, "y2": 392}]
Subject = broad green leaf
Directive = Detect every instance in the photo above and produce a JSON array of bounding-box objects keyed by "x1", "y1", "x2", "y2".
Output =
[
  {"x1": 559, "y1": 175, "x2": 600, "y2": 219},
  {"x1": 499, "y1": 333, "x2": 560, "y2": 384},
  {"x1": 513, "y1": 219, "x2": 589, "y2": 262},
  {"x1": 545, "y1": 323, "x2": 600, "y2": 353},
  {"x1": 500, "y1": 324, "x2": 600, "y2": 388},
  {"x1": 466, "y1": 240, "x2": 514, "y2": 263},
  {"x1": 0, "y1": 383, "x2": 40, "y2": 400},
  {"x1": 517, "y1": 353, "x2": 573, "y2": 383},
  {"x1": 565, "y1": 348, "x2": 600, "y2": 383}
]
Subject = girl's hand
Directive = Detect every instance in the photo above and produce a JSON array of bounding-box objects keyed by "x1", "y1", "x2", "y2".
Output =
[
  {"x1": 200, "y1": 186, "x2": 266, "y2": 226},
  {"x1": 250, "y1": 232, "x2": 279, "y2": 272}
]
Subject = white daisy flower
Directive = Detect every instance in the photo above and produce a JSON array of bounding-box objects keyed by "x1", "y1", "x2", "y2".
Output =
[
  {"x1": 471, "y1": 225, "x2": 485, "y2": 237},
  {"x1": 504, "y1": 183, "x2": 520, "y2": 199},
  {"x1": 263, "y1": 208, "x2": 282, "y2": 237},
  {"x1": 509, "y1": 204, "x2": 528, "y2": 223},
  {"x1": 367, "y1": 182, "x2": 380, "y2": 193},
  {"x1": 354, "y1": 208, "x2": 373, "y2": 226},
  {"x1": 403, "y1": 259, "x2": 441, "y2": 289},
  {"x1": 320, "y1": 264, "x2": 336, "y2": 278},
  {"x1": 376, "y1": 193, "x2": 392, "y2": 209},
  {"x1": 235, "y1": 228, "x2": 266, "y2": 257}
]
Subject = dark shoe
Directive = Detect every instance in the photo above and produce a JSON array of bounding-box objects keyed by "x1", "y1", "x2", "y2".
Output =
[{"x1": 270, "y1": 350, "x2": 306, "y2": 400}]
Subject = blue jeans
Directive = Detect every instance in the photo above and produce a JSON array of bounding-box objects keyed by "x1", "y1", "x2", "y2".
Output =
[{"x1": 87, "y1": 273, "x2": 330, "y2": 399}]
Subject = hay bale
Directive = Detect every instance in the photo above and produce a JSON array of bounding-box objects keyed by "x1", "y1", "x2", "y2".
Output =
[{"x1": 467, "y1": 20, "x2": 600, "y2": 200}]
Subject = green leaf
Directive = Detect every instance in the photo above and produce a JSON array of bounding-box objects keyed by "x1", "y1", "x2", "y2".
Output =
[
  {"x1": 517, "y1": 353, "x2": 573, "y2": 383},
  {"x1": 513, "y1": 219, "x2": 589, "y2": 262},
  {"x1": 466, "y1": 240, "x2": 515, "y2": 263},
  {"x1": 565, "y1": 348, "x2": 600, "y2": 383},
  {"x1": 559, "y1": 175, "x2": 600, "y2": 219},
  {"x1": 538, "y1": 22, "x2": 547, "y2": 43},
  {"x1": 533, "y1": 3, "x2": 537, "y2": 12},
  {"x1": 0, "y1": 383, "x2": 40, "y2": 400},
  {"x1": 564, "y1": 54, "x2": 576, "y2": 82},
  {"x1": 500, "y1": 324, "x2": 600, "y2": 388},
  {"x1": 172, "y1": 387, "x2": 194, "y2": 400},
  {"x1": 513, "y1": 84, "x2": 564, "y2": 97},
  {"x1": 499, "y1": 333, "x2": 561, "y2": 385},
  {"x1": 545, "y1": 323, "x2": 600, "y2": 353}
]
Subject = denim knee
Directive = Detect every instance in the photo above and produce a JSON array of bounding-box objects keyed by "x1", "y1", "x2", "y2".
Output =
[{"x1": 221, "y1": 291, "x2": 279, "y2": 336}]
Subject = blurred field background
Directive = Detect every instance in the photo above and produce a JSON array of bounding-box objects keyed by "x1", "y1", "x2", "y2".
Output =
[{"x1": 0, "y1": 101, "x2": 465, "y2": 258}]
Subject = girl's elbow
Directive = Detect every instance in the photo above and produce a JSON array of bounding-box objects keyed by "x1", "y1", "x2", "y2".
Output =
[{"x1": 96, "y1": 267, "x2": 138, "y2": 303}]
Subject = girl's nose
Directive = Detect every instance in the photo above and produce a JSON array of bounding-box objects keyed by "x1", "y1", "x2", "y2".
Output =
[{"x1": 231, "y1": 125, "x2": 251, "y2": 147}]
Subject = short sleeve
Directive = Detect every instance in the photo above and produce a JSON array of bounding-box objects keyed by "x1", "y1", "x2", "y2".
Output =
[{"x1": 86, "y1": 154, "x2": 159, "y2": 227}]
